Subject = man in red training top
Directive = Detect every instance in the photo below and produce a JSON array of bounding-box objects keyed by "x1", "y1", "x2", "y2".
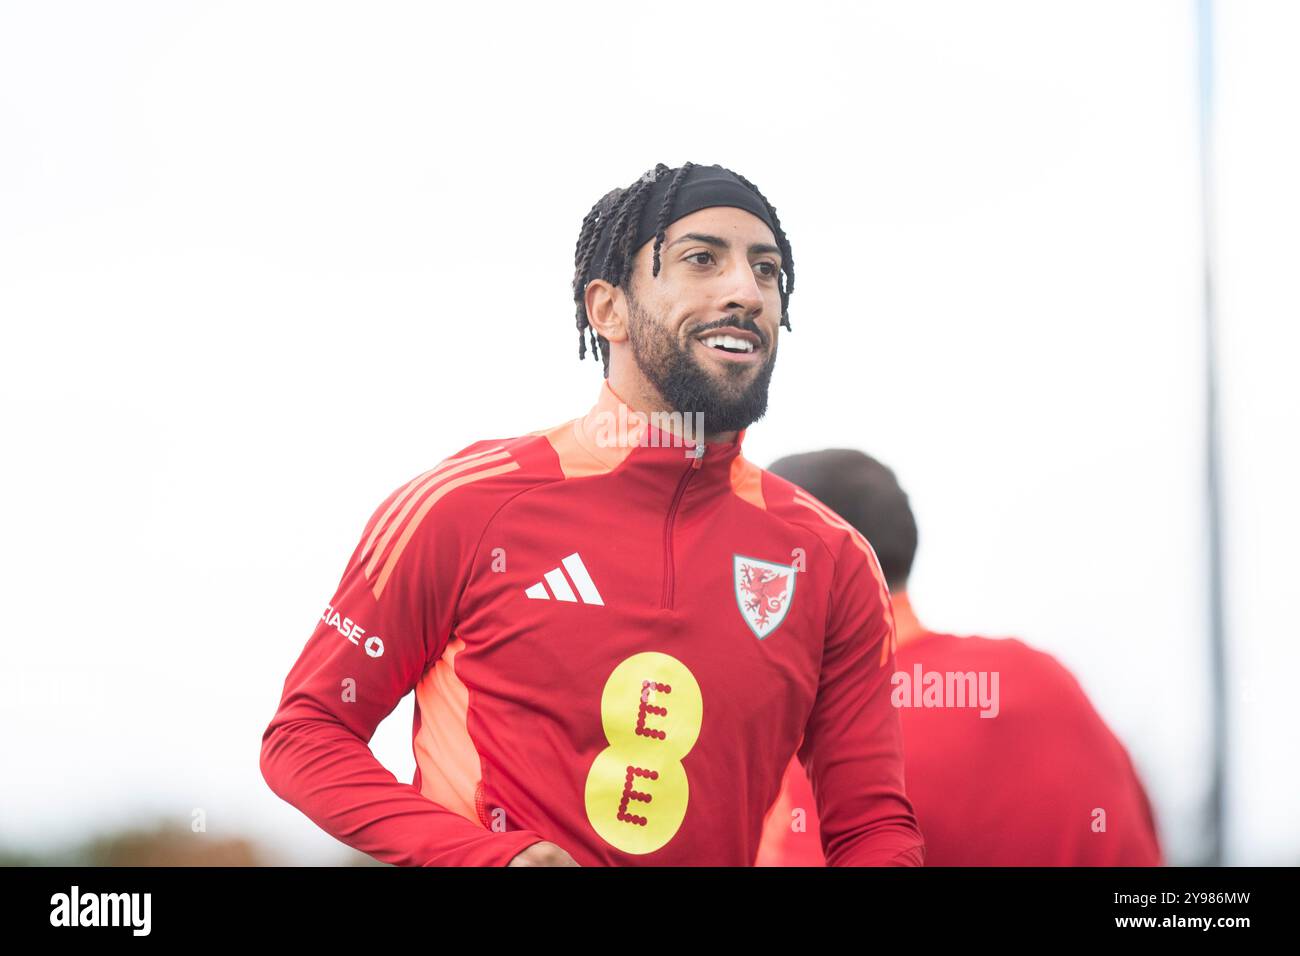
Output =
[
  {"x1": 260, "y1": 163, "x2": 924, "y2": 866},
  {"x1": 755, "y1": 449, "x2": 1163, "y2": 866}
]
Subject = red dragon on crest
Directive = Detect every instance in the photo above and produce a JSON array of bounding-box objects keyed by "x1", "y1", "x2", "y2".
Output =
[{"x1": 739, "y1": 562, "x2": 791, "y2": 630}]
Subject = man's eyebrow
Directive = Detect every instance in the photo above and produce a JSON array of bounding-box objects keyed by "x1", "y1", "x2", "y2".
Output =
[{"x1": 666, "y1": 232, "x2": 782, "y2": 259}]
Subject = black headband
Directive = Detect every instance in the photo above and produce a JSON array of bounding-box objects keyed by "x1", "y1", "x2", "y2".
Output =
[{"x1": 585, "y1": 164, "x2": 777, "y2": 288}]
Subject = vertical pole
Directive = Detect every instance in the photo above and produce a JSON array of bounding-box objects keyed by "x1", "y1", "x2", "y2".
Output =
[{"x1": 1195, "y1": 0, "x2": 1228, "y2": 867}]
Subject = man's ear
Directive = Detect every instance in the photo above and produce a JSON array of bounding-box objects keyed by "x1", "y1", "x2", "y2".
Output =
[{"x1": 585, "y1": 279, "x2": 629, "y2": 345}]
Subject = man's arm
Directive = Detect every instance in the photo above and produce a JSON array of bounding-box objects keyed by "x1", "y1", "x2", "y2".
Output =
[
  {"x1": 259, "y1": 465, "x2": 547, "y2": 866},
  {"x1": 798, "y1": 533, "x2": 925, "y2": 866}
]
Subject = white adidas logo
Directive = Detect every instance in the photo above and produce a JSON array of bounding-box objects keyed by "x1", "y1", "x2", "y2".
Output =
[{"x1": 524, "y1": 552, "x2": 604, "y2": 605}]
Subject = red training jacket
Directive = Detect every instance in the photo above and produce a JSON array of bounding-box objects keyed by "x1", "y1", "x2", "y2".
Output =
[{"x1": 260, "y1": 381, "x2": 924, "y2": 866}]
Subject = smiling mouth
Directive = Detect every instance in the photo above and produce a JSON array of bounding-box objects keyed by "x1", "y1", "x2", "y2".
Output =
[
  {"x1": 698, "y1": 333, "x2": 758, "y2": 355},
  {"x1": 693, "y1": 339, "x2": 764, "y2": 368},
  {"x1": 693, "y1": 323, "x2": 766, "y2": 366}
]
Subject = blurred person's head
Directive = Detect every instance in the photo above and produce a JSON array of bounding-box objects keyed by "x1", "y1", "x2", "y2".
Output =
[{"x1": 766, "y1": 449, "x2": 917, "y2": 591}]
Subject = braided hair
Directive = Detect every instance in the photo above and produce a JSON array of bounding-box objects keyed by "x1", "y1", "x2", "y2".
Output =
[{"x1": 571, "y1": 162, "x2": 795, "y2": 377}]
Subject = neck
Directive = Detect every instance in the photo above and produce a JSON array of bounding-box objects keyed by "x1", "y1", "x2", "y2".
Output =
[
  {"x1": 605, "y1": 369, "x2": 740, "y2": 445},
  {"x1": 555, "y1": 380, "x2": 749, "y2": 488},
  {"x1": 891, "y1": 590, "x2": 925, "y2": 648}
]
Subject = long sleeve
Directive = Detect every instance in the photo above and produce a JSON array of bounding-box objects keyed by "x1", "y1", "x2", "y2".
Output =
[
  {"x1": 797, "y1": 535, "x2": 925, "y2": 866},
  {"x1": 259, "y1": 468, "x2": 545, "y2": 866}
]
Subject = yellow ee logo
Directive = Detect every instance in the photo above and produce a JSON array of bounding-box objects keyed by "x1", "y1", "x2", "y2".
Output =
[{"x1": 583, "y1": 651, "x2": 703, "y2": 854}]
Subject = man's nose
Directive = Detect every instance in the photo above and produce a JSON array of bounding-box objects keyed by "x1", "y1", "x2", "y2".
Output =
[{"x1": 722, "y1": 259, "x2": 765, "y2": 315}]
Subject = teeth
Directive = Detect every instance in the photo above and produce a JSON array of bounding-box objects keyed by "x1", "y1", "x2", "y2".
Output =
[{"x1": 700, "y1": 334, "x2": 755, "y2": 353}]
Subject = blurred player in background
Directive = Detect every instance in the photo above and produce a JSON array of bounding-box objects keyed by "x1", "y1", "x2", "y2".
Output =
[{"x1": 755, "y1": 449, "x2": 1163, "y2": 866}]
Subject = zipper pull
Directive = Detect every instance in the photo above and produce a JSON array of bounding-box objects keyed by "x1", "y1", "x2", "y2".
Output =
[{"x1": 690, "y1": 442, "x2": 706, "y2": 469}]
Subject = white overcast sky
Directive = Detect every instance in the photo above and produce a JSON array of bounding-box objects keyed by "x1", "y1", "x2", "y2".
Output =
[{"x1": 1, "y1": 1, "x2": 1295, "y2": 865}]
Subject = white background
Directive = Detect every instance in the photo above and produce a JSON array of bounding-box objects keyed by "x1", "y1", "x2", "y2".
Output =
[{"x1": 1, "y1": 1, "x2": 1295, "y2": 865}]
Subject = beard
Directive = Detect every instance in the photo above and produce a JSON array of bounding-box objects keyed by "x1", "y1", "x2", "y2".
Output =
[{"x1": 624, "y1": 293, "x2": 778, "y2": 435}]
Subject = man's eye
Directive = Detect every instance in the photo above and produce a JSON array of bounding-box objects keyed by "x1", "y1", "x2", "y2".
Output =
[{"x1": 687, "y1": 251, "x2": 779, "y2": 278}]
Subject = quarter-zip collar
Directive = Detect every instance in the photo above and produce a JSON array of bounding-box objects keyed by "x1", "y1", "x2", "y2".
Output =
[{"x1": 569, "y1": 379, "x2": 748, "y2": 494}]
